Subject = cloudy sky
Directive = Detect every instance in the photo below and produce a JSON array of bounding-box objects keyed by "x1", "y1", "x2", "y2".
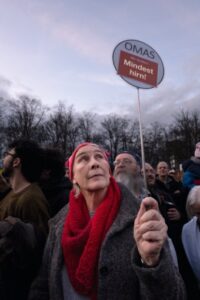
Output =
[{"x1": 0, "y1": 0, "x2": 200, "y2": 124}]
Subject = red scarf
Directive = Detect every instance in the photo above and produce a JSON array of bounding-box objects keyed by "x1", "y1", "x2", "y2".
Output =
[{"x1": 61, "y1": 177, "x2": 121, "y2": 299}]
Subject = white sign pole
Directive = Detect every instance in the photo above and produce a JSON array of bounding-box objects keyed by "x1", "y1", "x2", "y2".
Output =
[{"x1": 136, "y1": 87, "x2": 147, "y2": 190}]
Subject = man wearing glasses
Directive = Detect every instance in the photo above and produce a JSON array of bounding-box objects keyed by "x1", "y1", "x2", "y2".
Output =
[{"x1": 113, "y1": 152, "x2": 147, "y2": 201}]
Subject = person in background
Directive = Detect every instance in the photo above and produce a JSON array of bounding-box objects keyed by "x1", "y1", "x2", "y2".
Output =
[
  {"x1": 182, "y1": 142, "x2": 200, "y2": 192},
  {"x1": 143, "y1": 162, "x2": 185, "y2": 246},
  {"x1": 157, "y1": 161, "x2": 183, "y2": 194},
  {"x1": 0, "y1": 139, "x2": 49, "y2": 300},
  {"x1": 156, "y1": 161, "x2": 187, "y2": 224},
  {"x1": 142, "y1": 163, "x2": 179, "y2": 267},
  {"x1": 182, "y1": 186, "x2": 200, "y2": 292},
  {"x1": 113, "y1": 152, "x2": 147, "y2": 201},
  {"x1": 39, "y1": 148, "x2": 72, "y2": 217},
  {"x1": 144, "y1": 163, "x2": 184, "y2": 222},
  {"x1": 144, "y1": 162, "x2": 198, "y2": 299},
  {"x1": 168, "y1": 168, "x2": 182, "y2": 182},
  {"x1": 143, "y1": 162, "x2": 174, "y2": 219},
  {"x1": 29, "y1": 143, "x2": 186, "y2": 300}
]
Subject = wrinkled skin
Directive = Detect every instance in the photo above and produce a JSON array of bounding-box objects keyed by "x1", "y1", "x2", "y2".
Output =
[{"x1": 134, "y1": 197, "x2": 168, "y2": 266}]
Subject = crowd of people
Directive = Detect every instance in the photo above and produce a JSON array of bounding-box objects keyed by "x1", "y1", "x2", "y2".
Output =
[{"x1": 0, "y1": 139, "x2": 199, "y2": 299}]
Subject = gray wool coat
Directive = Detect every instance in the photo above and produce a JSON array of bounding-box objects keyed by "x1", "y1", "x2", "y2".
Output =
[{"x1": 29, "y1": 184, "x2": 186, "y2": 300}]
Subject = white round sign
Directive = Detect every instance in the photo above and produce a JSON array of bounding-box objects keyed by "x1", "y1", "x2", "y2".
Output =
[{"x1": 113, "y1": 39, "x2": 164, "y2": 89}]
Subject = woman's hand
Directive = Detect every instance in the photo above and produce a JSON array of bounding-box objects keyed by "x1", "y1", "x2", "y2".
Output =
[{"x1": 134, "y1": 197, "x2": 167, "y2": 267}]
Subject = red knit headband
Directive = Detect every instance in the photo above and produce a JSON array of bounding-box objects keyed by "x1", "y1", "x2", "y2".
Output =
[{"x1": 66, "y1": 143, "x2": 109, "y2": 181}]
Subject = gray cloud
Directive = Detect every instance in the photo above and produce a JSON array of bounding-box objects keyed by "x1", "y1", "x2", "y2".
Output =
[{"x1": 0, "y1": 75, "x2": 12, "y2": 99}]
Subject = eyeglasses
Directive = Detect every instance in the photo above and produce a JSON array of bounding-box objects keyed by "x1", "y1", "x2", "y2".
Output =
[
  {"x1": 3, "y1": 151, "x2": 16, "y2": 158},
  {"x1": 113, "y1": 159, "x2": 133, "y2": 166}
]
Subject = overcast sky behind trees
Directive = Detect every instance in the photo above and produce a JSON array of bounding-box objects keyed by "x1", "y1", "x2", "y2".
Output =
[{"x1": 0, "y1": 0, "x2": 200, "y2": 125}]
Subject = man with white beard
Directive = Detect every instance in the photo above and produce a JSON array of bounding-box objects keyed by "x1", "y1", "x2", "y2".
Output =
[{"x1": 113, "y1": 152, "x2": 147, "y2": 201}]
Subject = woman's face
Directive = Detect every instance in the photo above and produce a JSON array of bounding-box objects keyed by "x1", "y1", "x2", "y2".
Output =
[{"x1": 73, "y1": 144, "x2": 110, "y2": 193}]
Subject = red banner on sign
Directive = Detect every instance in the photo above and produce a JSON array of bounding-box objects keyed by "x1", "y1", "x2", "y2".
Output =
[{"x1": 118, "y1": 51, "x2": 158, "y2": 86}]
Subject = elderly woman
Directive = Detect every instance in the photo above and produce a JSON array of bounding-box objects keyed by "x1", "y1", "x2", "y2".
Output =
[{"x1": 29, "y1": 143, "x2": 186, "y2": 300}]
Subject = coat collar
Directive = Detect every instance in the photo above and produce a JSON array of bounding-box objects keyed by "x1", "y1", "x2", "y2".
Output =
[
  {"x1": 104, "y1": 183, "x2": 140, "y2": 240},
  {"x1": 50, "y1": 183, "x2": 140, "y2": 239}
]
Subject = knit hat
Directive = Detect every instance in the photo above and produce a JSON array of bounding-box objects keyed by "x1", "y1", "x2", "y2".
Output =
[
  {"x1": 66, "y1": 143, "x2": 109, "y2": 181},
  {"x1": 115, "y1": 151, "x2": 141, "y2": 166}
]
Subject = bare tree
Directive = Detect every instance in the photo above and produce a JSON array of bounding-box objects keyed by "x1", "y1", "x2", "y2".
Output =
[
  {"x1": 128, "y1": 120, "x2": 141, "y2": 154},
  {"x1": 144, "y1": 122, "x2": 169, "y2": 166},
  {"x1": 168, "y1": 109, "x2": 200, "y2": 163},
  {"x1": 5, "y1": 95, "x2": 47, "y2": 143},
  {"x1": 78, "y1": 112, "x2": 96, "y2": 142},
  {"x1": 44, "y1": 103, "x2": 79, "y2": 156},
  {"x1": 1, "y1": 93, "x2": 200, "y2": 169},
  {"x1": 101, "y1": 114, "x2": 130, "y2": 161}
]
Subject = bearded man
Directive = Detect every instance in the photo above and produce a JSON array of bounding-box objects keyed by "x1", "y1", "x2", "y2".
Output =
[
  {"x1": 113, "y1": 152, "x2": 147, "y2": 201},
  {"x1": 0, "y1": 139, "x2": 49, "y2": 300}
]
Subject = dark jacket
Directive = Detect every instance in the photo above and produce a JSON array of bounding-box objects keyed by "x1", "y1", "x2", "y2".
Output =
[
  {"x1": 29, "y1": 184, "x2": 186, "y2": 300},
  {"x1": 40, "y1": 177, "x2": 72, "y2": 217},
  {"x1": 0, "y1": 183, "x2": 49, "y2": 300},
  {"x1": 155, "y1": 177, "x2": 187, "y2": 224}
]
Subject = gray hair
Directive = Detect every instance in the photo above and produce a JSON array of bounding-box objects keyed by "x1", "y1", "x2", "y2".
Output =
[{"x1": 186, "y1": 186, "x2": 200, "y2": 219}]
